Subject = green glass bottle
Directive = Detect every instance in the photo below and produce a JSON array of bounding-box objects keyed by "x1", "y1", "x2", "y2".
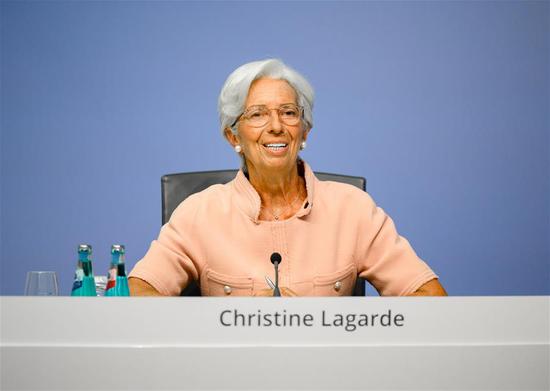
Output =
[
  {"x1": 71, "y1": 244, "x2": 97, "y2": 296},
  {"x1": 105, "y1": 244, "x2": 130, "y2": 296}
]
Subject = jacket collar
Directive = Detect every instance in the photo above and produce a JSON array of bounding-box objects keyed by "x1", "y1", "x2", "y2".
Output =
[{"x1": 232, "y1": 159, "x2": 315, "y2": 224}]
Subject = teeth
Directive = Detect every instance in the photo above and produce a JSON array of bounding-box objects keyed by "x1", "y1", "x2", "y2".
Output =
[{"x1": 265, "y1": 143, "x2": 287, "y2": 148}]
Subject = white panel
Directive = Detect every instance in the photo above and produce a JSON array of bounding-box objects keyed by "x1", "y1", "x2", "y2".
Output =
[{"x1": 1, "y1": 296, "x2": 549, "y2": 390}]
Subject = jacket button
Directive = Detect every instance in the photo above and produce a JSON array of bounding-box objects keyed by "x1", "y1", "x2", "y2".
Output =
[
  {"x1": 223, "y1": 285, "x2": 232, "y2": 295},
  {"x1": 334, "y1": 281, "x2": 342, "y2": 292}
]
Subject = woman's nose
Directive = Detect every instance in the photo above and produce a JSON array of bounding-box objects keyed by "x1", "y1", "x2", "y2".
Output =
[{"x1": 268, "y1": 110, "x2": 283, "y2": 132}]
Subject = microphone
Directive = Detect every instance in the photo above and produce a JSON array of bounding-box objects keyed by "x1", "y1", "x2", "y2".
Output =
[{"x1": 270, "y1": 252, "x2": 282, "y2": 297}]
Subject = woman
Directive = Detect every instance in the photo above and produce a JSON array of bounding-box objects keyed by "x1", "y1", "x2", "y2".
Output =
[{"x1": 129, "y1": 59, "x2": 446, "y2": 297}]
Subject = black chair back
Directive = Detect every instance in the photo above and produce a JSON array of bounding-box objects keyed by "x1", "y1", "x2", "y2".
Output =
[{"x1": 161, "y1": 170, "x2": 367, "y2": 296}]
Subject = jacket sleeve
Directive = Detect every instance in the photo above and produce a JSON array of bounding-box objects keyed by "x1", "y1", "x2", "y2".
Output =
[
  {"x1": 355, "y1": 193, "x2": 438, "y2": 296},
  {"x1": 129, "y1": 196, "x2": 201, "y2": 296}
]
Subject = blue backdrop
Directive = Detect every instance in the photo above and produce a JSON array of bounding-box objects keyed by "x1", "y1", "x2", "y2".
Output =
[{"x1": 1, "y1": 1, "x2": 548, "y2": 295}]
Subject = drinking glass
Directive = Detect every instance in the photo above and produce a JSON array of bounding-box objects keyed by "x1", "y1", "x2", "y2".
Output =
[
  {"x1": 94, "y1": 275, "x2": 107, "y2": 296},
  {"x1": 25, "y1": 271, "x2": 59, "y2": 296}
]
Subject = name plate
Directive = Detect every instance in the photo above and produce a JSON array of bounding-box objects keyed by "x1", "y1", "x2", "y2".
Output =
[{"x1": 1, "y1": 296, "x2": 549, "y2": 390}]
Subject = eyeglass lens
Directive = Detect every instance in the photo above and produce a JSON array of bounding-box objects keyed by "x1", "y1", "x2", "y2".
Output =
[{"x1": 244, "y1": 105, "x2": 301, "y2": 127}]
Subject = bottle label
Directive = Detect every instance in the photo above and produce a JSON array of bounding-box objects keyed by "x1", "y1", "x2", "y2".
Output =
[
  {"x1": 105, "y1": 267, "x2": 117, "y2": 292},
  {"x1": 71, "y1": 269, "x2": 84, "y2": 293}
]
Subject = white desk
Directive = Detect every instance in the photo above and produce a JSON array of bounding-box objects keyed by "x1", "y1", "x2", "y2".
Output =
[{"x1": 1, "y1": 296, "x2": 549, "y2": 390}]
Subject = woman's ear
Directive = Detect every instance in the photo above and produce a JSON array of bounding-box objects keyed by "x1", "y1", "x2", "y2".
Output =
[
  {"x1": 224, "y1": 127, "x2": 239, "y2": 147},
  {"x1": 302, "y1": 127, "x2": 311, "y2": 142}
]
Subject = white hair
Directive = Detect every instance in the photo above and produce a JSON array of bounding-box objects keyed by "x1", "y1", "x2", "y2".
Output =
[{"x1": 218, "y1": 59, "x2": 315, "y2": 135}]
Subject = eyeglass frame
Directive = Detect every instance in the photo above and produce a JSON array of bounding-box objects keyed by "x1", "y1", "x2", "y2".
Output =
[{"x1": 230, "y1": 103, "x2": 304, "y2": 129}]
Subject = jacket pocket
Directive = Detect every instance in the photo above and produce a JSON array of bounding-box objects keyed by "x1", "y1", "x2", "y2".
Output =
[
  {"x1": 203, "y1": 269, "x2": 254, "y2": 296},
  {"x1": 313, "y1": 264, "x2": 357, "y2": 296}
]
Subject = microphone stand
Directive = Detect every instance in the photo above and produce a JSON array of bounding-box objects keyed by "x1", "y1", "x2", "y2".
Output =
[{"x1": 270, "y1": 252, "x2": 282, "y2": 297}]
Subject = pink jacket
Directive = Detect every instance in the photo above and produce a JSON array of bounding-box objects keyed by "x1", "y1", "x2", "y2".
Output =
[{"x1": 129, "y1": 162, "x2": 437, "y2": 296}]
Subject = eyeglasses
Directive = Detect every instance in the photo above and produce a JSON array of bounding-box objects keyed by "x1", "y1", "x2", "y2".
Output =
[{"x1": 235, "y1": 103, "x2": 303, "y2": 128}]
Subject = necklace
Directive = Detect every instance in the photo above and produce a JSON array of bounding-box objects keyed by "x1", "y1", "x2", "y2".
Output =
[{"x1": 262, "y1": 191, "x2": 303, "y2": 221}]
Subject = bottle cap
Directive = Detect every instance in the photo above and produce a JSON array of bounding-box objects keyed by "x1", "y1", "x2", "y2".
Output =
[
  {"x1": 111, "y1": 244, "x2": 125, "y2": 254},
  {"x1": 78, "y1": 244, "x2": 92, "y2": 254}
]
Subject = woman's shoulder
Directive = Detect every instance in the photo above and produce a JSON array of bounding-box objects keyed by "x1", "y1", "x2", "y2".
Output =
[
  {"x1": 188, "y1": 182, "x2": 232, "y2": 202},
  {"x1": 312, "y1": 178, "x2": 379, "y2": 222},
  {"x1": 169, "y1": 182, "x2": 234, "y2": 222},
  {"x1": 315, "y1": 178, "x2": 374, "y2": 205}
]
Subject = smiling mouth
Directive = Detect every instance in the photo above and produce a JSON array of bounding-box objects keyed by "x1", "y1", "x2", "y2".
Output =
[{"x1": 263, "y1": 143, "x2": 288, "y2": 152}]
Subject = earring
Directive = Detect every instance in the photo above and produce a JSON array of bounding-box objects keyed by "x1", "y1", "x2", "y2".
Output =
[
  {"x1": 234, "y1": 145, "x2": 242, "y2": 153},
  {"x1": 300, "y1": 141, "x2": 307, "y2": 150}
]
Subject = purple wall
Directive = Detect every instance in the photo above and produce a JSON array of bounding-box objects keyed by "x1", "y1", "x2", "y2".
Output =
[{"x1": 1, "y1": 1, "x2": 548, "y2": 295}]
